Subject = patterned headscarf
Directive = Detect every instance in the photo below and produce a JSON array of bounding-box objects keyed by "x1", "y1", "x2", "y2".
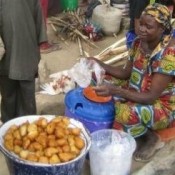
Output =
[{"x1": 142, "y1": 3, "x2": 172, "y2": 33}]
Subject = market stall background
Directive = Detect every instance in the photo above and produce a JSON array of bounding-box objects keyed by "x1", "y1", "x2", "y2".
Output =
[{"x1": 1, "y1": 1, "x2": 175, "y2": 175}]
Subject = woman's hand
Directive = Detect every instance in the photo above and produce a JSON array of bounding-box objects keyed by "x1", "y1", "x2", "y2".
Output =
[
  {"x1": 93, "y1": 84, "x2": 119, "y2": 97},
  {"x1": 86, "y1": 57, "x2": 103, "y2": 67}
]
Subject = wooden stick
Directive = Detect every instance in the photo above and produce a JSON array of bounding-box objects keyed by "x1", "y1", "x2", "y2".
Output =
[
  {"x1": 109, "y1": 45, "x2": 127, "y2": 55},
  {"x1": 77, "y1": 37, "x2": 84, "y2": 56},
  {"x1": 49, "y1": 22, "x2": 69, "y2": 46},
  {"x1": 73, "y1": 29, "x2": 99, "y2": 49},
  {"x1": 84, "y1": 51, "x2": 90, "y2": 57},
  {"x1": 97, "y1": 37, "x2": 126, "y2": 57},
  {"x1": 97, "y1": 45, "x2": 127, "y2": 60}
]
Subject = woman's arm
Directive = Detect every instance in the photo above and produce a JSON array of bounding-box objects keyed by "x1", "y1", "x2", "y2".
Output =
[
  {"x1": 88, "y1": 57, "x2": 133, "y2": 80},
  {"x1": 94, "y1": 73, "x2": 173, "y2": 104}
]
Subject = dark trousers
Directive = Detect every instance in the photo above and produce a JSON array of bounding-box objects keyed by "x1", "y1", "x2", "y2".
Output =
[{"x1": 0, "y1": 76, "x2": 36, "y2": 123}]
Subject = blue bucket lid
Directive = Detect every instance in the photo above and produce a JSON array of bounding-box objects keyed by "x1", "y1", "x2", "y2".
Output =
[{"x1": 64, "y1": 88, "x2": 115, "y2": 122}]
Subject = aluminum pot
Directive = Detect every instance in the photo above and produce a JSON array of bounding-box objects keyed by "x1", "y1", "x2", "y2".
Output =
[{"x1": 0, "y1": 115, "x2": 91, "y2": 175}]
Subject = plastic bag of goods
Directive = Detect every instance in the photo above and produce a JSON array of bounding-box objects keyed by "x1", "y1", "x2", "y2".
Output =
[{"x1": 68, "y1": 58, "x2": 105, "y2": 88}]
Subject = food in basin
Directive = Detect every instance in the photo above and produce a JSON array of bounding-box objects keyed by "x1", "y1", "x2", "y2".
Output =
[{"x1": 0, "y1": 115, "x2": 91, "y2": 175}]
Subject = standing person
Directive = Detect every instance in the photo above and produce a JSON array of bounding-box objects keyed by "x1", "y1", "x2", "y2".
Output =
[
  {"x1": 129, "y1": 0, "x2": 150, "y2": 35},
  {"x1": 0, "y1": 0, "x2": 47, "y2": 123},
  {"x1": 166, "y1": 0, "x2": 175, "y2": 17},
  {"x1": 88, "y1": 3, "x2": 175, "y2": 162},
  {"x1": 40, "y1": 0, "x2": 60, "y2": 53}
]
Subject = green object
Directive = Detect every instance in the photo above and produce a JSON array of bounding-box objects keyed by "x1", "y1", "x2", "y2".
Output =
[
  {"x1": 149, "y1": 0, "x2": 155, "y2": 4},
  {"x1": 60, "y1": 0, "x2": 78, "y2": 11}
]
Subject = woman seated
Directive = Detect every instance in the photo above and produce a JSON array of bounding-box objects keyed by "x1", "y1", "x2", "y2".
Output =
[{"x1": 88, "y1": 3, "x2": 175, "y2": 162}]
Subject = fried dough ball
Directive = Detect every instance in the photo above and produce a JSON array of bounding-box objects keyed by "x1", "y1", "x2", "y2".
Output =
[
  {"x1": 46, "y1": 122, "x2": 55, "y2": 135},
  {"x1": 51, "y1": 116, "x2": 62, "y2": 123},
  {"x1": 14, "y1": 139, "x2": 23, "y2": 147},
  {"x1": 38, "y1": 156, "x2": 49, "y2": 164},
  {"x1": 4, "y1": 133, "x2": 13, "y2": 141},
  {"x1": 74, "y1": 137, "x2": 85, "y2": 150},
  {"x1": 37, "y1": 126, "x2": 44, "y2": 133},
  {"x1": 28, "y1": 130, "x2": 39, "y2": 140},
  {"x1": 55, "y1": 128, "x2": 65, "y2": 139},
  {"x1": 19, "y1": 123, "x2": 28, "y2": 137},
  {"x1": 26, "y1": 153, "x2": 38, "y2": 162},
  {"x1": 35, "y1": 150, "x2": 44, "y2": 157},
  {"x1": 19, "y1": 150, "x2": 29, "y2": 159},
  {"x1": 70, "y1": 145, "x2": 80, "y2": 155},
  {"x1": 57, "y1": 138, "x2": 67, "y2": 146},
  {"x1": 44, "y1": 147, "x2": 59, "y2": 157},
  {"x1": 62, "y1": 117, "x2": 70, "y2": 126},
  {"x1": 70, "y1": 128, "x2": 81, "y2": 136},
  {"x1": 49, "y1": 154, "x2": 61, "y2": 164},
  {"x1": 4, "y1": 139, "x2": 14, "y2": 151},
  {"x1": 35, "y1": 134, "x2": 47, "y2": 148},
  {"x1": 3, "y1": 116, "x2": 86, "y2": 165},
  {"x1": 27, "y1": 144, "x2": 34, "y2": 152},
  {"x1": 59, "y1": 152, "x2": 76, "y2": 162},
  {"x1": 48, "y1": 138, "x2": 57, "y2": 147},
  {"x1": 14, "y1": 145, "x2": 22, "y2": 154},
  {"x1": 67, "y1": 136, "x2": 75, "y2": 146},
  {"x1": 13, "y1": 130, "x2": 21, "y2": 140},
  {"x1": 22, "y1": 138, "x2": 31, "y2": 149},
  {"x1": 62, "y1": 144, "x2": 71, "y2": 153},
  {"x1": 32, "y1": 142, "x2": 43, "y2": 151},
  {"x1": 47, "y1": 135, "x2": 56, "y2": 140},
  {"x1": 7, "y1": 125, "x2": 18, "y2": 134},
  {"x1": 27, "y1": 123, "x2": 37, "y2": 132},
  {"x1": 36, "y1": 117, "x2": 47, "y2": 128}
]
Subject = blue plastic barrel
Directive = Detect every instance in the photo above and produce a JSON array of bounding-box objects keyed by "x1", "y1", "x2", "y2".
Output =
[{"x1": 64, "y1": 88, "x2": 115, "y2": 133}]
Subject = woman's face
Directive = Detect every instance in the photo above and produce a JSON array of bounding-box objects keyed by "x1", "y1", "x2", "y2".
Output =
[{"x1": 137, "y1": 14, "x2": 164, "y2": 43}]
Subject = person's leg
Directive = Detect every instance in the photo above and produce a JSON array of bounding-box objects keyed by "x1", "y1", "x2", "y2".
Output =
[
  {"x1": 113, "y1": 101, "x2": 167, "y2": 162},
  {"x1": 0, "y1": 76, "x2": 18, "y2": 122},
  {"x1": 16, "y1": 80, "x2": 36, "y2": 116},
  {"x1": 40, "y1": 0, "x2": 48, "y2": 23},
  {"x1": 40, "y1": 0, "x2": 60, "y2": 53},
  {"x1": 134, "y1": 129, "x2": 163, "y2": 162}
]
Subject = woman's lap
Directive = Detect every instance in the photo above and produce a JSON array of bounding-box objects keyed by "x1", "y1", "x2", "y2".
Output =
[{"x1": 114, "y1": 100, "x2": 170, "y2": 137}]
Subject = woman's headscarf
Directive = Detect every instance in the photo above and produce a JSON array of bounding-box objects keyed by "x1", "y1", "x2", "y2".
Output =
[{"x1": 142, "y1": 3, "x2": 172, "y2": 34}]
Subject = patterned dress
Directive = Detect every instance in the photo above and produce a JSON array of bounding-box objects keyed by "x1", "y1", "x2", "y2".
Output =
[{"x1": 113, "y1": 37, "x2": 175, "y2": 138}]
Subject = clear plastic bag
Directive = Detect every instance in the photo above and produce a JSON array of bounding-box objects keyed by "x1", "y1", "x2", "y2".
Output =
[{"x1": 68, "y1": 58, "x2": 105, "y2": 88}]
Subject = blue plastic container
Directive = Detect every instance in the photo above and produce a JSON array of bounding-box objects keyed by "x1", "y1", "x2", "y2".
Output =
[{"x1": 65, "y1": 88, "x2": 115, "y2": 133}]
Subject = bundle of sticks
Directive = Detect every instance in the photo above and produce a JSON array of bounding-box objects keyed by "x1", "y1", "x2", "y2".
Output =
[
  {"x1": 48, "y1": 10, "x2": 99, "y2": 51},
  {"x1": 49, "y1": 11, "x2": 128, "y2": 65}
]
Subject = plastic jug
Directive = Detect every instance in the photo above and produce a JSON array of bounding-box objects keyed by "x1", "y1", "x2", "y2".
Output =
[{"x1": 89, "y1": 129, "x2": 136, "y2": 175}]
